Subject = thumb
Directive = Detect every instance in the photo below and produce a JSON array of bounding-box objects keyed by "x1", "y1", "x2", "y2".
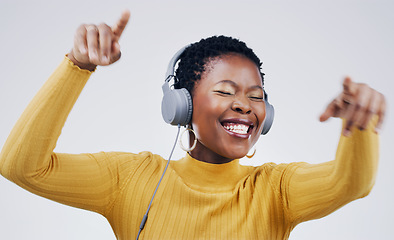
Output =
[{"x1": 319, "y1": 100, "x2": 336, "y2": 122}]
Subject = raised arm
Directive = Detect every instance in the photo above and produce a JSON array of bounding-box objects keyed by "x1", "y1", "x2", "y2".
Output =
[
  {"x1": 278, "y1": 77, "x2": 385, "y2": 224},
  {"x1": 0, "y1": 11, "x2": 132, "y2": 215}
]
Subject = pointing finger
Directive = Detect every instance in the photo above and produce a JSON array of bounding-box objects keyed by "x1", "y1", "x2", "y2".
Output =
[
  {"x1": 112, "y1": 9, "x2": 130, "y2": 40},
  {"x1": 319, "y1": 99, "x2": 337, "y2": 122}
]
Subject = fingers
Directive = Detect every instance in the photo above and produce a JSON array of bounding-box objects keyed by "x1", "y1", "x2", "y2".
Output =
[
  {"x1": 72, "y1": 23, "x2": 112, "y2": 66},
  {"x1": 75, "y1": 24, "x2": 119, "y2": 65},
  {"x1": 341, "y1": 80, "x2": 385, "y2": 136},
  {"x1": 86, "y1": 25, "x2": 100, "y2": 64},
  {"x1": 112, "y1": 9, "x2": 130, "y2": 41},
  {"x1": 70, "y1": 10, "x2": 130, "y2": 67},
  {"x1": 320, "y1": 93, "x2": 347, "y2": 122},
  {"x1": 342, "y1": 76, "x2": 356, "y2": 96},
  {"x1": 98, "y1": 23, "x2": 113, "y2": 63},
  {"x1": 341, "y1": 77, "x2": 357, "y2": 105},
  {"x1": 321, "y1": 77, "x2": 386, "y2": 137},
  {"x1": 343, "y1": 83, "x2": 370, "y2": 135},
  {"x1": 319, "y1": 99, "x2": 337, "y2": 122},
  {"x1": 110, "y1": 41, "x2": 121, "y2": 62},
  {"x1": 375, "y1": 93, "x2": 386, "y2": 132},
  {"x1": 74, "y1": 25, "x2": 88, "y2": 56}
]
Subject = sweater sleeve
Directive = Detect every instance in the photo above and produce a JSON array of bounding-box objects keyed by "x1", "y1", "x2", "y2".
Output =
[
  {"x1": 0, "y1": 57, "x2": 135, "y2": 215},
  {"x1": 271, "y1": 118, "x2": 379, "y2": 225}
]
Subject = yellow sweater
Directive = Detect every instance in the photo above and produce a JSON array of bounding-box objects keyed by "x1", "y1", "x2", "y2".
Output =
[{"x1": 0, "y1": 57, "x2": 379, "y2": 240}]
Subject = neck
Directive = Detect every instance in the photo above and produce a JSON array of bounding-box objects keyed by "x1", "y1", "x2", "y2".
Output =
[
  {"x1": 171, "y1": 154, "x2": 244, "y2": 192},
  {"x1": 189, "y1": 140, "x2": 234, "y2": 164}
]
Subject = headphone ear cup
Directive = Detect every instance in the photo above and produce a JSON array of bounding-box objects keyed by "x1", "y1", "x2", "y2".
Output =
[
  {"x1": 161, "y1": 88, "x2": 193, "y2": 126},
  {"x1": 261, "y1": 101, "x2": 274, "y2": 135}
]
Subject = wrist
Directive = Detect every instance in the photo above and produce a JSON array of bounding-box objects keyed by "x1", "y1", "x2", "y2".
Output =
[{"x1": 67, "y1": 51, "x2": 97, "y2": 71}]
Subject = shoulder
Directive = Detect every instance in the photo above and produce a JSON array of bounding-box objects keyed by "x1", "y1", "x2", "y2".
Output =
[
  {"x1": 251, "y1": 162, "x2": 302, "y2": 176},
  {"x1": 102, "y1": 151, "x2": 168, "y2": 175},
  {"x1": 248, "y1": 162, "x2": 309, "y2": 188},
  {"x1": 80, "y1": 151, "x2": 167, "y2": 176},
  {"x1": 102, "y1": 151, "x2": 166, "y2": 166},
  {"x1": 94, "y1": 151, "x2": 168, "y2": 187}
]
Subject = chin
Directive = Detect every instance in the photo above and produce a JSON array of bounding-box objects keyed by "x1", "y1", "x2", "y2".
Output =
[
  {"x1": 221, "y1": 148, "x2": 249, "y2": 160},
  {"x1": 225, "y1": 139, "x2": 257, "y2": 160}
]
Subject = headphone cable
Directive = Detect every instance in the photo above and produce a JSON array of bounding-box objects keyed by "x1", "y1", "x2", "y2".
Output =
[{"x1": 136, "y1": 124, "x2": 181, "y2": 240}]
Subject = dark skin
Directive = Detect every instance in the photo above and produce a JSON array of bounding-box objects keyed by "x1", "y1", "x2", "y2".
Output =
[
  {"x1": 188, "y1": 55, "x2": 266, "y2": 163},
  {"x1": 69, "y1": 10, "x2": 386, "y2": 164}
]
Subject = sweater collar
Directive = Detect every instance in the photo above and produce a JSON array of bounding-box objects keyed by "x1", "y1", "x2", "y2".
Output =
[{"x1": 171, "y1": 154, "x2": 248, "y2": 192}]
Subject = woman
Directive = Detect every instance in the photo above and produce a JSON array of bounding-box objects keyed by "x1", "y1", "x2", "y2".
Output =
[{"x1": 0, "y1": 10, "x2": 386, "y2": 239}]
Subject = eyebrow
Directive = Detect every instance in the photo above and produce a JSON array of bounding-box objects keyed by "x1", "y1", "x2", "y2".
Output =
[{"x1": 215, "y1": 80, "x2": 264, "y2": 91}]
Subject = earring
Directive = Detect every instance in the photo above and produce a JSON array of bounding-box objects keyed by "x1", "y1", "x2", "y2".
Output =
[
  {"x1": 246, "y1": 148, "x2": 256, "y2": 158},
  {"x1": 179, "y1": 127, "x2": 197, "y2": 152}
]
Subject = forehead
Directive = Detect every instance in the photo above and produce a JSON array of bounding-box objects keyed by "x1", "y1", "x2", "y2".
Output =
[{"x1": 199, "y1": 54, "x2": 263, "y2": 87}]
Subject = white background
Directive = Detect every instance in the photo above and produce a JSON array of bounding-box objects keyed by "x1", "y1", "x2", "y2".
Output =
[{"x1": 0, "y1": 0, "x2": 393, "y2": 239}]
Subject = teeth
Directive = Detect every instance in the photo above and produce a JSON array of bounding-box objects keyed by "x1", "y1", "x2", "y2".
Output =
[{"x1": 223, "y1": 124, "x2": 249, "y2": 134}]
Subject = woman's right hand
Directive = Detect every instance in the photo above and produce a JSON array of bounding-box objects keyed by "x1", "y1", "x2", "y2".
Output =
[{"x1": 68, "y1": 10, "x2": 130, "y2": 71}]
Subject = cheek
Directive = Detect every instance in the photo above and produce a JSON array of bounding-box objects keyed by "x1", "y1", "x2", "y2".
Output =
[
  {"x1": 191, "y1": 96, "x2": 227, "y2": 135},
  {"x1": 193, "y1": 94, "x2": 224, "y2": 119},
  {"x1": 254, "y1": 103, "x2": 267, "y2": 134}
]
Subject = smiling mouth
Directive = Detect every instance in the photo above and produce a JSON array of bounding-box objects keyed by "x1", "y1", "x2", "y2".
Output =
[{"x1": 221, "y1": 121, "x2": 254, "y2": 136}]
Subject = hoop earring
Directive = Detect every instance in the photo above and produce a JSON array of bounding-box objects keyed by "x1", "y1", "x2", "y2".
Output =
[
  {"x1": 179, "y1": 127, "x2": 197, "y2": 152},
  {"x1": 246, "y1": 148, "x2": 256, "y2": 159}
]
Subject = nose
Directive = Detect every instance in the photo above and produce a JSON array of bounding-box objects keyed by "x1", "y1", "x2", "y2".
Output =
[{"x1": 231, "y1": 96, "x2": 252, "y2": 114}]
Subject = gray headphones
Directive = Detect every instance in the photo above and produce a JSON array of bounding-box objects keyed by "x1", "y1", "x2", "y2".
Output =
[{"x1": 161, "y1": 45, "x2": 274, "y2": 135}]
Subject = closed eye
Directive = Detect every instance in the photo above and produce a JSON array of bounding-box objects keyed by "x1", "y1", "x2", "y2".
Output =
[
  {"x1": 214, "y1": 90, "x2": 233, "y2": 96},
  {"x1": 249, "y1": 96, "x2": 264, "y2": 101}
]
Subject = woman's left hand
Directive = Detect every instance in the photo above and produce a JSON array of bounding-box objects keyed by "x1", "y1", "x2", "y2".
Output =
[{"x1": 319, "y1": 77, "x2": 386, "y2": 136}]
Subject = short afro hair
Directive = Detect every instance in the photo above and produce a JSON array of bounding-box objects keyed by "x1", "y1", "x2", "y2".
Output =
[{"x1": 174, "y1": 35, "x2": 264, "y2": 95}]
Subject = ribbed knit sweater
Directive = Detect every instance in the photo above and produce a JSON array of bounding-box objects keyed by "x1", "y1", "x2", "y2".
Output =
[{"x1": 0, "y1": 57, "x2": 379, "y2": 239}]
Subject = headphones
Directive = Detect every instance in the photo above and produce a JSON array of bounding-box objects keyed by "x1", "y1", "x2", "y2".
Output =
[
  {"x1": 161, "y1": 45, "x2": 274, "y2": 135},
  {"x1": 138, "y1": 45, "x2": 275, "y2": 240}
]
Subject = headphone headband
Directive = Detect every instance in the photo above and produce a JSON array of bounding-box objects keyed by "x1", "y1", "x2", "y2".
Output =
[{"x1": 165, "y1": 44, "x2": 191, "y2": 81}]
